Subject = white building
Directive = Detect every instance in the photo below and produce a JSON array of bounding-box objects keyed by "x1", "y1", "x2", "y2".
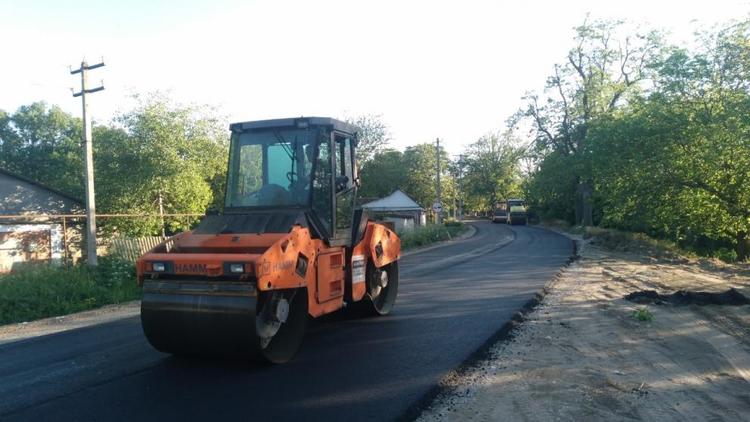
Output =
[{"x1": 361, "y1": 190, "x2": 426, "y2": 232}]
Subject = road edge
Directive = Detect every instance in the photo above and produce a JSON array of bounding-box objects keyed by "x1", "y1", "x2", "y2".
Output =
[
  {"x1": 0, "y1": 300, "x2": 141, "y2": 346},
  {"x1": 400, "y1": 225, "x2": 580, "y2": 422}
]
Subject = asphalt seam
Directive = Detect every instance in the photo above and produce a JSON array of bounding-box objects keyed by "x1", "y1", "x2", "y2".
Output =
[{"x1": 399, "y1": 226, "x2": 579, "y2": 422}]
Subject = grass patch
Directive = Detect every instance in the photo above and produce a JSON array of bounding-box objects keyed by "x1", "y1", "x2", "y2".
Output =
[
  {"x1": 631, "y1": 307, "x2": 654, "y2": 322},
  {"x1": 400, "y1": 222, "x2": 466, "y2": 250},
  {"x1": 582, "y1": 226, "x2": 687, "y2": 259},
  {"x1": 542, "y1": 220, "x2": 687, "y2": 260},
  {"x1": 0, "y1": 256, "x2": 141, "y2": 325}
]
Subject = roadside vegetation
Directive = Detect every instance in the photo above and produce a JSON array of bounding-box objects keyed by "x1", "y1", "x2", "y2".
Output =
[
  {"x1": 400, "y1": 221, "x2": 466, "y2": 251},
  {"x1": 0, "y1": 257, "x2": 140, "y2": 325},
  {"x1": 520, "y1": 19, "x2": 750, "y2": 262},
  {"x1": 544, "y1": 219, "x2": 688, "y2": 260}
]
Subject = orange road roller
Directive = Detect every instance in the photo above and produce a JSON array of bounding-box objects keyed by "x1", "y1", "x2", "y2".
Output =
[{"x1": 136, "y1": 117, "x2": 401, "y2": 363}]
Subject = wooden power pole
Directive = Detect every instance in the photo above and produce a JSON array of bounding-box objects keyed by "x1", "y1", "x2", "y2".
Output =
[
  {"x1": 71, "y1": 60, "x2": 105, "y2": 266},
  {"x1": 158, "y1": 190, "x2": 166, "y2": 238},
  {"x1": 435, "y1": 138, "x2": 442, "y2": 224}
]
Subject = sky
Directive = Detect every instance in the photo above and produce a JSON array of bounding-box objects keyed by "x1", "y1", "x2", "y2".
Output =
[{"x1": 0, "y1": 0, "x2": 748, "y2": 155}]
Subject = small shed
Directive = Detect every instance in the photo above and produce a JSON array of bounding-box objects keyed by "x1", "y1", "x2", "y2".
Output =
[
  {"x1": 361, "y1": 189, "x2": 425, "y2": 232},
  {"x1": 0, "y1": 168, "x2": 83, "y2": 272}
]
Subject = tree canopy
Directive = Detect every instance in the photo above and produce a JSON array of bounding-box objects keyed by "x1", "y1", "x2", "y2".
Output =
[
  {"x1": 520, "y1": 19, "x2": 663, "y2": 226},
  {"x1": 0, "y1": 95, "x2": 228, "y2": 236},
  {"x1": 522, "y1": 18, "x2": 750, "y2": 261},
  {"x1": 461, "y1": 132, "x2": 524, "y2": 211},
  {"x1": 96, "y1": 95, "x2": 228, "y2": 234},
  {"x1": 345, "y1": 114, "x2": 391, "y2": 166},
  {"x1": 0, "y1": 102, "x2": 83, "y2": 197}
]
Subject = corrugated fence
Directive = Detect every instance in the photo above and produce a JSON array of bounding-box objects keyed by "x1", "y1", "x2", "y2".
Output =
[{"x1": 108, "y1": 236, "x2": 165, "y2": 261}]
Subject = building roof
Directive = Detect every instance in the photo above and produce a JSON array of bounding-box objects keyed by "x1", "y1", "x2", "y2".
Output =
[
  {"x1": 0, "y1": 167, "x2": 83, "y2": 206},
  {"x1": 362, "y1": 189, "x2": 423, "y2": 211}
]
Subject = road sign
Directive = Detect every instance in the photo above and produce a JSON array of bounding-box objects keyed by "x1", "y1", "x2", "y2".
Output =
[{"x1": 432, "y1": 200, "x2": 443, "y2": 213}]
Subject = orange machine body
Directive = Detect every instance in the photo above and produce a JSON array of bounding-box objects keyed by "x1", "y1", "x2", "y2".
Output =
[{"x1": 136, "y1": 221, "x2": 400, "y2": 319}]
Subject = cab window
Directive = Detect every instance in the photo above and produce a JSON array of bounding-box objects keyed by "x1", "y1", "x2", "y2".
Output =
[
  {"x1": 334, "y1": 135, "x2": 355, "y2": 240},
  {"x1": 312, "y1": 138, "x2": 333, "y2": 235}
]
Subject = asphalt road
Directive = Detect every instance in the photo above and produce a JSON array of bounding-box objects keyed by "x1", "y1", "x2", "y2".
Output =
[{"x1": 0, "y1": 221, "x2": 572, "y2": 422}]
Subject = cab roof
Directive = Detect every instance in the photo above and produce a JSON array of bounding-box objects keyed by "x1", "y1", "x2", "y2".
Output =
[{"x1": 230, "y1": 117, "x2": 359, "y2": 135}]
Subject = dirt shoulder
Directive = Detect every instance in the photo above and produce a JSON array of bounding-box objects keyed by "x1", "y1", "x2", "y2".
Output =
[
  {"x1": 0, "y1": 301, "x2": 140, "y2": 345},
  {"x1": 418, "y1": 232, "x2": 750, "y2": 421}
]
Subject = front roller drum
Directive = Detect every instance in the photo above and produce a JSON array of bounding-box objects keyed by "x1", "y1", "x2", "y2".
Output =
[{"x1": 141, "y1": 281, "x2": 307, "y2": 363}]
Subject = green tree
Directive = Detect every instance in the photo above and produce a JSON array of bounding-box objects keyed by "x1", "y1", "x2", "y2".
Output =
[
  {"x1": 96, "y1": 94, "x2": 229, "y2": 235},
  {"x1": 462, "y1": 132, "x2": 524, "y2": 212},
  {"x1": 589, "y1": 20, "x2": 750, "y2": 260},
  {"x1": 345, "y1": 114, "x2": 391, "y2": 166},
  {"x1": 401, "y1": 143, "x2": 456, "y2": 214},
  {"x1": 522, "y1": 19, "x2": 663, "y2": 225},
  {"x1": 358, "y1": 149, "x2": 406, "y2": 199},
  {"x1": 0, "y1": 102, "x2": 83, "y2": 197},
  {"x1": 524, "y1": 151, "x2": 578, "y2": 222}
]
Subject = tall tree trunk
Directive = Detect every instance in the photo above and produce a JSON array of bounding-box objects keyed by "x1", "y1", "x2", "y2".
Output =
[
  {"x1": 574, "y1": 176, "x2": 582, "y2": 225},
  {"x1": 576, "y1": 181, "x2": 594, "y2": 226},
  {"x1": 737, "y1": 231, "x2": 750, "y2": 262}
]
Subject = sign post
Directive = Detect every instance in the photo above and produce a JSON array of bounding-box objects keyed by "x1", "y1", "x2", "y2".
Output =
[{"x1": 432, "y1": 200, "x2": 443, "y2": 223}]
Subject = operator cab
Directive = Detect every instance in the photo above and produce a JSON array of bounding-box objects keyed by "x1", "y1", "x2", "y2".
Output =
[{"x1": 222, "y1": 117, "x2": 359, "y2": 245}]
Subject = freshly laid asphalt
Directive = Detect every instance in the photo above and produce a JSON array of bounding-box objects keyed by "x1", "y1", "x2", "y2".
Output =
[{"x1": 0, "y1": 221, "x2": 572, "y2": 422}]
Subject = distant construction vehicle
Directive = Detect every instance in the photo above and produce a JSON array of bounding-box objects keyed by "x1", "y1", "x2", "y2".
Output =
[
  {"x1": 136, "y1": 117, "x2": 401, "y2": 363},
  {"x1": 491, "y1": 201, "x2": 508, "y2": 223},
  {"x1": 507, "y1": 198, "x2": 528, "y2": 225},
  {"x1": 492, "y1": 199, "x2": 528, "y2": 225}
]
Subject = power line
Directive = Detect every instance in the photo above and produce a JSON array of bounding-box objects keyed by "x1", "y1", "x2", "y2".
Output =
[{"x1": 70, "y1": 59, "x2": 105, "y2": 266}]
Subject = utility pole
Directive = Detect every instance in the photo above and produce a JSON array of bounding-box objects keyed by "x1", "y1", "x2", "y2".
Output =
[
  {"x1": 457, "y1": 154, "x2": 465, "y2": 221},
  {"x1": 435, "y1": 138, "x2": 442, "y2": 224},
  {"x1": 158, "y1": 190, "x2": 166, "y2": 238},
  {"x1": 71, "y1": 60, "x2": 105, "y2": 266}
]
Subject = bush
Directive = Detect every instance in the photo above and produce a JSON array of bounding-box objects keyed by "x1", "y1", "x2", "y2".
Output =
[
  {"x1": 714, "y1": 247, "x2": 738, "y2": 263},
  {"x1": 0, "y1": 256, "x2": 141, "y2": 325},
  {"x1": 444, "y1": 218, "x2": 462, "y2": 227},
  {"x1": 631, "y1": 307, "x2": 654, "y2": 322},
  {"x1": 400, "y1": 223, "x2": 465, "y2": 250}
]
